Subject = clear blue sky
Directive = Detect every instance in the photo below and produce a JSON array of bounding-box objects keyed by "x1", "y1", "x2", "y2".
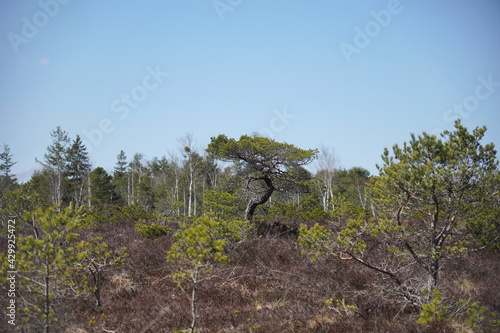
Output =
[{"x1": 1, "y1": 0, "x2": 500, "y2": 182}]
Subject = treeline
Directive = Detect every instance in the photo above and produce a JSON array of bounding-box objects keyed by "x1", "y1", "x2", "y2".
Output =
[
  {"x1": 0, "y1": 126, "x2": 370, "y2": 220},
  {"x1": 1, "y1": 122, "x2": 499, "y2": 332}
]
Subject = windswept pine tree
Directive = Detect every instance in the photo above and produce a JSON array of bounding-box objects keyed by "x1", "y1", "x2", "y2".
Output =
[{"x1": 206, "y1": 134, "x2": 318, "y2": 220}]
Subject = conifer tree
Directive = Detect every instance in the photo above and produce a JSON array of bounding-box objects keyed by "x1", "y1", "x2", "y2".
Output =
[
  {"x1": 300, "y1": 121, "x2": 500, "y2": 309},
  {"x1": 113, "y1": 150, "x2": 128, "y2": 207},
  {"x1": 207, "y1": 134, "x2": 318, "y2": 220},
  {"x1": 66, "y1": 135, "x2": 91, "y2": 206},
  {"x1": 0, "y1": 143, "x2": 17, "y2": 193},
  {"x1": 38, "y1": 126, "x2": 70, "y2": 209}
]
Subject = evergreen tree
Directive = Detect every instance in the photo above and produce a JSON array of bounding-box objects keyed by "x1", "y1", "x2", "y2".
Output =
[
  {"x1": 90, "y1": 167, "x2": 115, "y2": 208},
  {"x1": 0, "y1": 206, "x2": 127, "y2": 332},
  {"x1": 38, "y1": 126, "x2": 70, "y2": 209},
  {"x1": 114, "y1": 150, "x2": 128, "y2": 178},
  {"x1": 0, "y1": 143, "x2": 17, "y2": 193},
  {"x1": 300, "y1": 121, "x2": 500, "y2": 309},
  {"x1": 113, "y1": 150, "x2": 128, "y2": 206},
  {"x1": 207, "y1": 134, "x2": 318, "y2": 220},
  {"x1": 66, "y1": 135, "x2": 91, "y2": 206}
]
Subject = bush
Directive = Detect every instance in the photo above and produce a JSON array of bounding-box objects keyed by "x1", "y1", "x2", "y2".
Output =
[
  {"x1": 267, "y1": 194, "x2": 329, "y2": 221},
  {"x1": 135, "y1": 219, "x2": 171, "y2": 239},
  {"x1": 176, "y1": 214, "x2": 254, "y2": 250},
  {"x1": 82, "y1": 204, "x2": 154, "y2": 226}
]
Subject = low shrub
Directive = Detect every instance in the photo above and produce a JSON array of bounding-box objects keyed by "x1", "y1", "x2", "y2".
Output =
[{"x1": 135, "y1": 219, "x2": 171, "y2": 239}]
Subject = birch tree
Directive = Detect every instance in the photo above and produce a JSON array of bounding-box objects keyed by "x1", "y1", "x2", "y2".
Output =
[
  {"x1": 179, "y1": 134, "x2": 201, "y2": 217},
  {"x1": 316, "y1": 146, "x2": 339, "y2": 210}
]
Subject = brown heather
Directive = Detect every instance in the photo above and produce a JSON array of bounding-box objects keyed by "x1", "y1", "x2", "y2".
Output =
[{"x1": 4, "y1": 218, "x2": 499, "y2": 333}]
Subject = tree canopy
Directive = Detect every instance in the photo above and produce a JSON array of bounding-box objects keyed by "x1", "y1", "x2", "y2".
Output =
[
  {"x1": 206, "y1": 134, "x2": 318, "y2": 220},
  {"x1": 300, "y1": 120, "x2": 500, "y2": 309}
]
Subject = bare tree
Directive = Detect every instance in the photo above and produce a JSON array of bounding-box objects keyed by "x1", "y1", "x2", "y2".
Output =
[
  {"x1": 178, "y1": 133, "x2": 201, "y2": 217},
  {"x1": 315, "y1": 145, "x2": 339, "y2": 211}
]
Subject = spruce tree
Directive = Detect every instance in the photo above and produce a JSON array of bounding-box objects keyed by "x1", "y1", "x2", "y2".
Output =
[
  {"x1": 38, "y1": 127, "x2": 70, "y2": 209},
  {"x1": 0, "y1": 143, "x2": 17, "y2": 192},
  {"x1": 66, "y1": 135, "x2": 91, "y2": 206}
]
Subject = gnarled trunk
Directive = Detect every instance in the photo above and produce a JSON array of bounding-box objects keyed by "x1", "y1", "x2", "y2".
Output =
[{"x1": 244, "y1": 176, "x2": 275, "y2": 221}]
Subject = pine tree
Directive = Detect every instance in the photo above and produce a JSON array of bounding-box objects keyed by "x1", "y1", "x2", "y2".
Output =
[{"x1": 90, "y1": 167, "x2": 115, "y2": 208}]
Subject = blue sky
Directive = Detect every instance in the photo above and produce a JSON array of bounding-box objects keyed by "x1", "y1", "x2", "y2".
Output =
[{"x1": 1, "y1": 0, "x2": 500, "y2": 182}]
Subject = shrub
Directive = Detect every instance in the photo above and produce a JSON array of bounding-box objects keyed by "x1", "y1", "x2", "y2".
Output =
[{"x1": 135, "y1": 219, "x2": 171, "y2": 239}]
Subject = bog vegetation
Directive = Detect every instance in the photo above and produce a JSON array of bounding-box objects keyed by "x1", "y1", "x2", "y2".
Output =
[{"x1": 1, "y1": 121, "x2": 499, "y2": 332}]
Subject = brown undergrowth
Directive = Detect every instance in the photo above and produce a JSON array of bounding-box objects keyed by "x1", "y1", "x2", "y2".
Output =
[{"x1": 11, "y1": 218, "x2": 499, "y2": 333}]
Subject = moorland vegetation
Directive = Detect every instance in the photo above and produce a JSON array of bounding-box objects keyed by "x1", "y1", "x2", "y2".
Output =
[{"x1": 1, "y1": 121, "x2": 499, "y2": 332}]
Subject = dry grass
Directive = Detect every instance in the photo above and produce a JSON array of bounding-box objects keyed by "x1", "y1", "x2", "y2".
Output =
[{"x1": 3, "y1": 218, "x2": 498, "y2": 332}]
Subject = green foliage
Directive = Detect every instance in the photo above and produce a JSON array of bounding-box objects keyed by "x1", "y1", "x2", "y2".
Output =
[
  {"x1": 268, "y1": 194, "x2": 329, "y2": 221},
  {"x1": 83, "y1": 203, "x2": 153, "y2": 226},
  {"x1": 167, "y1": 214, "x2": 232, "y2": 332},
  {"x1": 1, "y1": 206, "x2": 83, "y2": 329},
  {"x1": 82, "y1": 204, "x2": 122, "y2": 226},
  {"x1": 298, "y1": 223, "x2": 333, "y2": 262},
  {"x1": 0, "y1": 205, "x2": 127, "y2": 330},
  {"x1": 417, "y1": 292, "x2": 500, "y2": 331},
  {"x1": 75, "y1": 235, "x2": 128, "y2": 306},
  {"x1": 90, "y1": 167, "x2": 116, "y2": 208},
  {"x1": 203, "y1": 189, "x2": 241, "y2": 218},
  {"x1": 330, "y1": 194, "x2": 366, "y2": 221},
  {"x1": 167, "y1": 215, "x2": 229, "y2": 276},
  {"x1": 120, "y1": 203, "x2": 153, "y2": 221},
  {"x1": 178, "y1": 213, "x2": 253, "y2": 249},
  {"x1": 135, "y1": 218, "x2": 171, "y2": 239},
  {"x1": 452, "y1": 298, "x2": 500, "y2": 332},
  {"x1": 206, "y1": 134, "x2": 318, "y2": 173},
  {"x1": 325, "y1": 298, "x2": 358, "y2": 318},
  {"x1": 417, "y1": 289, "x2": 448, "y2": 326},
  {"x1": 207, "y1": 134, "x2": 319, "y2": 220},
  {"x1": 372, "y1": 120, "x2": 499, "y2": 251},
  {"x1": 300, "y1": 122, "x2": 500, "y2": 311}
]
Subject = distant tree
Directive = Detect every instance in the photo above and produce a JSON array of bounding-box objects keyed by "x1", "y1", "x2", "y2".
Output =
[
  {"x1": 279, "y1": 165, "x2": 313, "y2": 205},
  {"x1": 331, "y1": 167, "x2": 371, "y2": 210},
  {"x1": 168, "y1": 152, "x2": 182, "y2": 216},
  {"x1": 179, "y1": 133, "x2": 202, "y2": 217},
  {"x1": 66, "y1": 135, "x2": 91, "y2": 206},
  {"x1": 114, "y1": 150, "x2": 128, "y2": 178},
  {"x1": 113, "y1": 150, "x2": 128, "y2": 207},
  {"x1": 347, "y1": 167, "x2": 370, "y2": 209},
  {"x1": 202, "y1": 154, "x2": 222, "y2": 190},
  {"x1": 38, "y1": 126, "x2": 70, "y2": 209},
  {"x1": 203, "y1": 189, "x2": 240, "y2": 218},
  {"x1": 90, "y1": 167, "x2": 115, "y2": 208},
  {"x1": 128, "y1": 153, "x2": 145, "y2": 206},
  {"x1": 0, "y1": 143, "x2": 17, "y2": 193},
  {"x1": 206, "y1": 134, "x2": 318, "y2": 220},
  {"x1": 315, "y1": 146, "x2": 339, "y2": 210},
  {"x1": 300, "y1": 121, "x2": 500, "y2": 311}
]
